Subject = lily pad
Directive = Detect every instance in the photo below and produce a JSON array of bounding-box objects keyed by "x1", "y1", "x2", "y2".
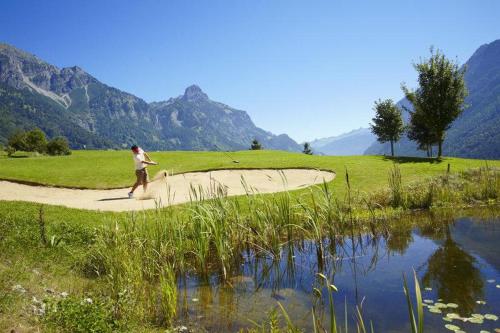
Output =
[
  {"x1": 447, "y1": 303, "x2": 459, "y2": 308},
  {"x1": 479, "y1": 330, "x2": 490, "y2": 333},
  {"x1": 447, "y1": 313, "x2": 461, "y2": 319},
  {"x1": 425, "y1": 287, "x2": 432, "y2": 291},
  {"x1": 477, "y1": 300, "x2": 487, "y2": 305},
  {"x1": 485, "y1": 314, "x2": 498, "y2": 321},
  {"x1": 472, "y1": 313, "x2": 485, "y2": 319},
  {"x1": 443, "y1": 317, "x2": 453, "y2": 322},
  {"x1": 468, "y1": 317, "x2": 484, "y2": 324},
  {"x1": 424, "y1": 299, "x2": 434, "y2": 304},
  {"x1": 435, "y1": 302, "x2": 447, "y2": 308},
  {"x1": 429, "y1": 307, "x2": 442, "y2": 314},
  {"x1": 444, "y1": 324, "x2": 460, "y2": 331}
]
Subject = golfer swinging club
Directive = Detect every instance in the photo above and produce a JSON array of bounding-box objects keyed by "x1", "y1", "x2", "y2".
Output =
[{"x1": 128, "y1": 145, "x2": 158, "y2": 198}]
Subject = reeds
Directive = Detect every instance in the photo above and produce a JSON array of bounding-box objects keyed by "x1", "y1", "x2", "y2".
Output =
[{"x1": 78, "y1": 166, "x2": 496, "y2": 329}]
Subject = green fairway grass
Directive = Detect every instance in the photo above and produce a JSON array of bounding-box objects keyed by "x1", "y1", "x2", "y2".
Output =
[
  {"x1": 1, "y1": 152, "x2": 499, "y2": 331},
  {"x1": 0, "y1": 150, "x2": 498, "y2": 196}
]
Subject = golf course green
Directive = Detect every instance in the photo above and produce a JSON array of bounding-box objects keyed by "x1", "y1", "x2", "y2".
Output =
[
  {"x1": 1, "y1": 150, "x2": 499, "y2": 332},
  {"x1": 1, "y1": 150, "x2": 497, "y2": 195}
]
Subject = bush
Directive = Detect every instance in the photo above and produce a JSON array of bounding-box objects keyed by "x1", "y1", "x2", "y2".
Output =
[
  {"x1": 44, "y1": 295, "x2": 123, "y2": 333},
  {"x1": 25, "y1": 128, "x2": 47, "y2": 153},
  {"x1": 5, "y1": 146, "x2": 15, "y2": 157},
  {"x1": 7, "y1": 130, "x2": 28, "y2": 152},
  {"x1": 47, "y1": 137, "x2": 71, "y2": 156},
  {"x1": 6, "y1": 128, "x2": 71, "y2": 156}
]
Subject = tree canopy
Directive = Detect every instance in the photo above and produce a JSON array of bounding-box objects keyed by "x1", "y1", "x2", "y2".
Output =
[
  {"x1": 303, "y1": 142, "x2": 313, "y2": 155},
  {"x1": 5, "y1": 128, "x2": 71, "y2": 156},
  {"x1": 250, "y1": 139, "x2": 262, "y2": 150},
  {"x1": 402, "y1": 48, "x2": 468, "y2": 158},
  {"x1": 370, "y1": 99, "x2": 404, "y2": 156}
]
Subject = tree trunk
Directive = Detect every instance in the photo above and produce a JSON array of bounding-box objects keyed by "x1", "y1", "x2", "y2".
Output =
[
  {"x1": 390, "y1": 140, "x2": 394, "y2": 157},
  {"x1": 430, "y1": 145, "x2": 433, "y2": 157},
  {"x1": 438, "y1": 140, "x2": 442, "y2": 158}
]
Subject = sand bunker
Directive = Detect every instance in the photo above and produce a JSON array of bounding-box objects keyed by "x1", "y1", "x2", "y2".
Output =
[{"x1": 0, "y1": 169, "x2": 335, "y2": 212}]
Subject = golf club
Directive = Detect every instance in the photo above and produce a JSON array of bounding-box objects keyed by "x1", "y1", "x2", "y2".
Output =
[{"x1": 213, "y1": 144, "x2": 239, "y2": 163}]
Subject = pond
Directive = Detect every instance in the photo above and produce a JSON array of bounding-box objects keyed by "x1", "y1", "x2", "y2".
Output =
[{"x1": 177, "y1": 211, "x2": 500, "y2": 332}]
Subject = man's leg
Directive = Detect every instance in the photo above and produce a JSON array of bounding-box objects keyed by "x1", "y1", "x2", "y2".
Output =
[
  {"x1": 130, "y1": 170, "x2": 141, "y2": 194},
  {"x1": 130, "y1": 180, "x2": 141, "y2": 193},
  {"x1": 142, "y1": 169, "x2": 149, "y2": 192}
]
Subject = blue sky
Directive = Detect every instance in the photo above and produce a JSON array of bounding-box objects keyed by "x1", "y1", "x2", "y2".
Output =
[{"x1": 1, "y1": 0, "x2": 499, "y2": 142}]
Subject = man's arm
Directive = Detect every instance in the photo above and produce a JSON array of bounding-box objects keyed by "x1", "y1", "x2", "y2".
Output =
[{"x1": 141, "y1": 152, "x2": 157, "y2": 165}]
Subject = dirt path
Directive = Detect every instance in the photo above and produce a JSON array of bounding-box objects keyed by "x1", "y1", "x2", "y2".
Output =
[{"x1": 0, "y1": 169, "x2": 335, "y2": 212}]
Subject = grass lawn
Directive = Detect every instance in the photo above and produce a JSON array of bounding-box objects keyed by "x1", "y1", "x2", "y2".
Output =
[
  {"x1": 1, "y1": 150, "x2": 498, "y2": 195},
  {"x1": 0, "y1": 151, "x2": 499, "y2": 332}
]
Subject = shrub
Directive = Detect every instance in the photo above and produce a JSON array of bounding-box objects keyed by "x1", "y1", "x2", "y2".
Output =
[
  {"x1": 388, "y1": 164, "x2": 406, "y2": 208},
  {"x1": 25, "y1": 128, "x2": 47, "y2": 153},
  {"x1": 7, "y1": 130, "x2": 27, "y2": 153},
  {"x1": 5, "y1": 145, "x2": 15, "y2": 157},
  {"x1": 47, "y1": 136, "x2": 71, "y2": 156},
  {"x1": 44, "y1": 295, "x2": 122, "y2": 333}
]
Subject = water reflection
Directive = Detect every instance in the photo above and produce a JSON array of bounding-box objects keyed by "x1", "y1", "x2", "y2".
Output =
[
  {"x1": 177, "y1": 211, "x2": 500, "y2": 332},
  {"x1": 422, "y1": 224, "x2": 483, "y2": 315}
]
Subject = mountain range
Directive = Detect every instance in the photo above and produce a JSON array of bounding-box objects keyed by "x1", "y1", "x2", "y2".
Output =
[
  {"x1": 364, "y1": 39, "x2": 500, "y2": 159},
  {"x1": 0, "y1": 43, "x2": 301, "y2": 151},
  {"x1": 310, "y1": 128, "x2": 375, "y2": 155}
]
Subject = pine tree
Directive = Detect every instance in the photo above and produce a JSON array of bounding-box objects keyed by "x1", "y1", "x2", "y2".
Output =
[
  {"x1": 250, "y1": 139, "x2": 262, "y2": 150},
  {"x1": 303, "y1": 142, "x2": 313, "y2": 155}
]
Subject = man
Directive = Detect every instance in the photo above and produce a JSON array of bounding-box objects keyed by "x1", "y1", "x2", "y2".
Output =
[{"x1": 128, "y1": 145, "x2": 158, "y2": 198}]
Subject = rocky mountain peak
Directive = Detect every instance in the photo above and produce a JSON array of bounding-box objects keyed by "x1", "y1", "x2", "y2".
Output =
[{"x1": 182, "y1": 84, "x2": 208, "y2": 102}]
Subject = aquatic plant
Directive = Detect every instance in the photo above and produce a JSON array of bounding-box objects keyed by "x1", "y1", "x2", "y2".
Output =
[{"x1": 41, "y1": 166, "x2": 499, "y2": 330}]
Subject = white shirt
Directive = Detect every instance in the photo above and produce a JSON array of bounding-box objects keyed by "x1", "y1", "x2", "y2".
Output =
[{"x1": 133, "y1": 148, "x2": 146, "y2": 170}]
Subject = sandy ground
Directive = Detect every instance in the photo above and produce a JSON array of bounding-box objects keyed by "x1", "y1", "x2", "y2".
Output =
[{"x1": 0, "y1": 169, "x2": 335, "y2": 212}]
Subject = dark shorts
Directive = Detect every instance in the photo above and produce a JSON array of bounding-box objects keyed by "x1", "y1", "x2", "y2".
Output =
[{"x1": 135, "y1": 168, "x2": 149, "y2": 185}]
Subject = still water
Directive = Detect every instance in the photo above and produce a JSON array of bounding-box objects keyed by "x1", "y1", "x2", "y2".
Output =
[{"x1": 177, "y1": 212, "x2": 500, "y2": 332}]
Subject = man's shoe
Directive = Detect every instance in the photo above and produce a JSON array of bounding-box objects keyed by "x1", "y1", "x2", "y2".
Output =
[{"x1": 128, "y1": 192, "x2": 134, "y2": 199}]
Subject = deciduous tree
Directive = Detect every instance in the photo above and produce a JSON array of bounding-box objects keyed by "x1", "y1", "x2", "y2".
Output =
[
  {"x1": 402, "y1": 48, "x2": 467, "y2": 158},
  {"x1": 370, "y1": 99, "x2": 404, "y2": 157},
  {"x1": 47, "y1": 137, "x2": 72, "y2": 156},
  {"x1": 7, "y1": 129, "x2": 28, "y2": 153},
  {"x1": 25, "y1": 128, "x2": 47, "y2": 153}
]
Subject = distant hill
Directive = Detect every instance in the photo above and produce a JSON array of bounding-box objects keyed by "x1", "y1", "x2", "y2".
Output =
[
  {"x1": 0, "y1": 43, "x2": 301, "y2": 151},
  {"x1": 310, "y1": 128, "x2": 375, "y2": 155},
  {"x1": 365, "y1": 39, "x2": 500, "y2": 159}
]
